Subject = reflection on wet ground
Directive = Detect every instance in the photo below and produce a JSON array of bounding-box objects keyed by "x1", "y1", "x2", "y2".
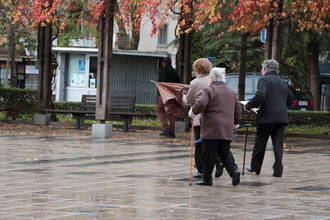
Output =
[{"x1": 0, "y1": 132, "x2": 329, "y2": 219}]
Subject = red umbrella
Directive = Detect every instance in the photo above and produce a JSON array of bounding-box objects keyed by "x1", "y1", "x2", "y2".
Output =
[
  {"x1": 152, "y1": 80, "x2": 193, "y2": 185},
  {"x1": 151, "y1": 81, "x2": 189, "y2": 116}
]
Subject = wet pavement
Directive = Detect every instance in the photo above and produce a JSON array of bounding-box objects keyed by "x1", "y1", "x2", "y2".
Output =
[{"x1": 0, "y1": 127, "x2": 329, "y2": 220}]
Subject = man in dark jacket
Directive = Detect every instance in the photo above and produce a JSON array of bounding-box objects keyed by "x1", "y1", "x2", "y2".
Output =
[
  {"x1": 156, "y1": 57, "x2": 180, "y2": 138},
  {"x1": 245, "y1": 59, "x2": 293, "y2": 177}
]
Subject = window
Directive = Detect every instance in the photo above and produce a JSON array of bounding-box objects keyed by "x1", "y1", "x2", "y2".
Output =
[
  {"x1": 158, "y1": 25, "x2": 168, "y2": 46},
  {"x1": 68, "y1": 54, "x2": 86, "y2": 88},
  {"x1": 0, "y1": 66, "x2": 7, "y2": 87},
  {"x1": 89, "y1": 57, "x2": 97, "y2": 88}
]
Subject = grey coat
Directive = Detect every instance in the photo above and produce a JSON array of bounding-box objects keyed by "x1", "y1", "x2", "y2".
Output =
[
  {"x1": 186, "y1": 74, "x2": 211, "y2": 126},
  {"x1": 246, "y1": 72, "x2": 293, "y2": 124},
  {"x1": 192, "y1": 82, "x2": 241, "y2": 141}
]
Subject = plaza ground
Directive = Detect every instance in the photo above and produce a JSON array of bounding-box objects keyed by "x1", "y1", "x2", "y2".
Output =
[{"x1": 0, "y1": 122, "x2": 329, "y2": 219}]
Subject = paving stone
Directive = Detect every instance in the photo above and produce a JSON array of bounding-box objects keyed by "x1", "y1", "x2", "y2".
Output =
[{"x1": 0, "y1": 131, "x2": 329, "y2": 219}]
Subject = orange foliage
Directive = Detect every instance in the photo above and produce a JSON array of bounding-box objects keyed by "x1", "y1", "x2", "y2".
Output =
[
  {"x1": 11, "y1": 0, "x2": 329, "y2": 37},
  {"x1": 287, "y1": 0, "x2": 330, "y2": 31},
  {"x1": 228, "y1": 0, "x2": 330, "y2": 33}
]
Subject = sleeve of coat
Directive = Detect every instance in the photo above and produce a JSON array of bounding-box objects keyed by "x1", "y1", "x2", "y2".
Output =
[
  {"x1": 192, "y1": 89, "x2": 209, "y2": 115},
  {"x1": 234, "y1": 97, "x2": 241, "y2": 125},
  {"x1": 186, "y1": 80, "x2": 197, "y2": 106},
  {"x1": 287, "y1": 87, "x2": 295, "y2": 106},
  {"x1": 246, "y1": 78, "x2": 267, "y2": 109},
  {"x1": 158, "y1": 68, "x2": 164, "y2": 82}
]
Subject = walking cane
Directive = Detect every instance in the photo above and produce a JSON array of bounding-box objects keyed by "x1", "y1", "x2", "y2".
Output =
[
  {"x1": 238, "y1": 124, "x2": 252, "y2": 176},
  {"x1": 189, "y1": 119, "x2": 194, "y2": 186}
]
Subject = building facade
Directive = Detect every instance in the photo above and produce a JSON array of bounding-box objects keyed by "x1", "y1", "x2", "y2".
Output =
[{"x1": 53, "y1": 47, "x2": 169, "y2": 104}]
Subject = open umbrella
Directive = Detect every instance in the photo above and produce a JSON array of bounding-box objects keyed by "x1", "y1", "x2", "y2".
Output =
[{"x1": 151, "y1": 80, "x2": 189, "y2": 116}]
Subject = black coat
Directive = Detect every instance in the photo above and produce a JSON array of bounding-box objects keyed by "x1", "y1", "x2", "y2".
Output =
[
  {"x1": 246, "y1": 72, "x2": 293, "y2": 124},
  {"x1": 158, "y1": 65, "x2": 180, "y2": 83}
]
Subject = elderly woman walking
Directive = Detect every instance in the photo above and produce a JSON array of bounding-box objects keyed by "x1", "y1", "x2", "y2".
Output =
[
  {"x1": 183, "y1": 58, "x2": 212, "y2": 177},
  {"x1": 190, "y1": 68, "x2": 241, "y2": 186},
  {"x1": 183, "y1": 59, "x2": 223, "y2": 178}
]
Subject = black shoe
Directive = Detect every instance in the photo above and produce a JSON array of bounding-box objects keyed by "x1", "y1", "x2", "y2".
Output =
[
  {"x1": 166, "y1": 129, "x2": 176, "y2": 138},
  {"x1": 246, "y1": 168, "x2": 260, "y2": 175},
  {"x1": 232, "y1": 172, "x2": 240, "y2": 186},
  {"x1": 159, "y1": 128, "x2": 169, "y2": 136},
  {"x1": 215, "y1": 164, "x2": 224, "y2": 178},
  {"x1": 196, "y1": 180, "x2": 213, "y2": 186},
  {"x1": 273, "y1": 173, "x2": 282, "y2": 177},
  {"x1": 193, "y1": 172, "x2": 203, "y2": 178}
]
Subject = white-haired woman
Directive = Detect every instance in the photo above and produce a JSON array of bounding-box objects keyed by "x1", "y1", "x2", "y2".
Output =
[{"x1": 190, "y1": 67, "x2": 241, "y2": 186}]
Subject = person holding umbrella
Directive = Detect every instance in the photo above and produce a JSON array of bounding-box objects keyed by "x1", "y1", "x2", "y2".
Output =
[
  {"x1": 156, "y1": 57, "x2": 180, "y2": 138},
  {"x1": 190, "y1": 68, "x2": 241, "y2": 186}
]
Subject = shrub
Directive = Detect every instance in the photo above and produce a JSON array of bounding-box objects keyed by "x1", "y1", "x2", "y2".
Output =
[
  {"x1": 135, "y1": 104, "x2": 156, "y2": 115},
  {"x1": 241, "y1": 110, "x2": 330, "y2": 127},
  {"x1": 288, "y1": 110, "x2": 330, "y2": 127},
  {"x1": 53, "y1": 102, "x2": 81, "y2": 110},
  {"x1": 0, "y1": 88, "x2": 38, "y2": 119}
]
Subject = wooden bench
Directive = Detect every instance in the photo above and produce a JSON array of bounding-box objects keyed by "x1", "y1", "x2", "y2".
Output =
[{"x1": 44, "y1": 95, "x2": 153, "y2": 131}]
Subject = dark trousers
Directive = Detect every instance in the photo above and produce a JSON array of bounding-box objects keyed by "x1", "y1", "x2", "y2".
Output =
[
  {"x1": 250, "y1": 123, "x2": 286, "y2": 176},
  {"x1": 203, "y1": 139, "x2": 237, "y2": 183},
  {"x1": 194, "y1": 126, "x2": 205, "y2": 173},
  {"x1": 156, "y1": 96, "x2": 176, "y2": 131},
  {"x1": 195, "y1": 126, "x2": 237, "y2": 174}
]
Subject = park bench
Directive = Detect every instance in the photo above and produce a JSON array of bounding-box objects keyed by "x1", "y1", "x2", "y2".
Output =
[{"x1": 44, "y1": 95, "x2": 154, "y2": 131}]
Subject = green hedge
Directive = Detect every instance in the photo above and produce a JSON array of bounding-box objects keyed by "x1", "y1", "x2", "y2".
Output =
[
  {"x1": 0, "y1": 88, "x2": 328, "y2": 126},
  {"x1": 53, "y1": 102, "x2": 156, "y2": 114},
  {"x1": 242, "y1": 110, "x2": 330, "y2": 127},
  {"x1": 0, "y1": 88, "x2": 38, "y2": 119},
  {"x1": 53, "y1": 102, "x2": 81, "y2": 110},
  {"x1": 135, "y1": 104, "x2": 156, "y2": 115},
  {"x1": 288, "y1": 111, "x2": 330, "y2": 127}
]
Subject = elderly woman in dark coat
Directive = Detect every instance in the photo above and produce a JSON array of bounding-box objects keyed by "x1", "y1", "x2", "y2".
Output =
[{"x1": 190, "y1": 68, "x2": 241, "y2": 186}]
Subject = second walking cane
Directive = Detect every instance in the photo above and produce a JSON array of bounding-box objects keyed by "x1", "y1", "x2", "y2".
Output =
[{"x1": 239, "y1": 124, "x2": 252, "y2": 176}]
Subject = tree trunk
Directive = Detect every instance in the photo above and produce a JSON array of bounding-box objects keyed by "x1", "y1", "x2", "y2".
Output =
[
  {"x1": 238, "y1": 33, "x2": 248, "y2": 101},
  {"x1": 271, "y1": 0, "x2": 283, "y2": 60},
  {"x1": 266, "y1": 19, "x2": 274, "y2": 59},
  {"x1": 37, "y1": 23, "x2": 53, "y2": 112},
  {"x1": 8, "y1": 23, "x2": 17, "y2": 88},
  {"x1": 128, "y1": 3, "x2": 140, "y2": 50},
  {"x1": 114, "y1": 0, "x2": 126, "y2": 33},
  {"x1": 176, "y1": 1, "x2": 193, "y2": 84},
  {"x1": 96, "y1": 0, "x2": 115, "y2": 121},
  {"x1": 307, "y1": 32, "x2": 321, "y2": 110},
  {"x1": 177, "y1": 32, "x2": 192, "y2": 84},
  {"x1": 5, "y1": 51, "x2": 10, "y2": 87},
  {"x1": 183, "y1": 32, "x2": 192, "y2": 84},
  {"x1": 129, "y1": 30, "x2": 140, "y2": 50}
]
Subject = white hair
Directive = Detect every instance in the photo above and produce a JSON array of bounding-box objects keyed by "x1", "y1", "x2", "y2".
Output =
[
  {"x1": 262, "y1": 59, "x2": 279, "y2": 74},
  {"x1": 210, "y1": 67, "x2": 226, "y2": 83}
]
